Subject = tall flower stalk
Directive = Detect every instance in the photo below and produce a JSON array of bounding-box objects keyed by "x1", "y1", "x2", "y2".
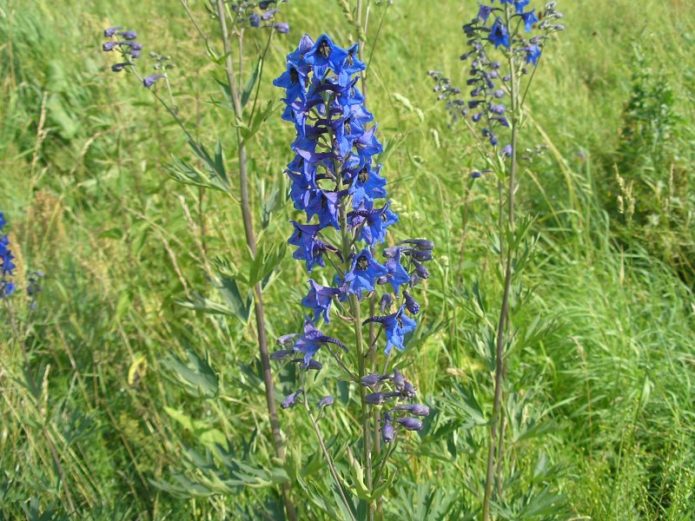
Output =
[
  {"x1": 102, "y1": 4, "x2": 297, "y2": 519},
  {"x1": 430, "y1": 1, "x2": 563, "y2": 518},
  {"x1": 274, "y1": 34, "x2": 433, "y2": 518},
  {"x1": 0, "y1": 212, "x2": 16, "y2": 299}
]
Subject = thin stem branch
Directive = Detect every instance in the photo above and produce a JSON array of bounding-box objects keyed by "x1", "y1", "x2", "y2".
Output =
[
  {"x1": 303, "y1": 390, "x2": 357, "y2": 521},
  {"x1": 214, "y1": 2, "x2": 296, "y2": 520},
  {"x1": 482, "y1": 5, "x2": 519, "y2": 520}
]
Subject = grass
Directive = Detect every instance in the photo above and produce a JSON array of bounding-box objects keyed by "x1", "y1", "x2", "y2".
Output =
[{"x1": 0, "y1": 0, "x2": 694, "y2": 519}]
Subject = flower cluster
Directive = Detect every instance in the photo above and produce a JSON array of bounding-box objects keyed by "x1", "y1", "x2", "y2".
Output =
[
  {"x1": 361, "y1": 369, "x2": 430, "y2": 441},
  {"x1": 429, "y1": 1, "x2": 563, "y2": 155},
  {"x1": 272, "y1": 34, "x2": 432, "y2": 440},
  {"x1": 0, "y1": 213, "x2": 16, "y2": 298},
  {"x1": 231, "y1": 1, "x2": 290, "y2": 33},
  {"x1": 102, "y1": 26, "x2": 142, "y2": 72}
]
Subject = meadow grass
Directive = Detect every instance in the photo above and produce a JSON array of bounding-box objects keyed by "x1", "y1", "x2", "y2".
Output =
[{"x1": 0, "y1": 0, "x2": 693, "y2": 519}]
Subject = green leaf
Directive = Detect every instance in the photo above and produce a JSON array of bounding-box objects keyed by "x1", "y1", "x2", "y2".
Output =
[
  {"x1": 248, "y1": 241, "x2": 287, "y2": 288},
  {"x1": 241, "y1": 58, "x2": 262, "y2": 108},
  {"x1": 216, "y1": 275, "x2": 252, "y2": 323},
  {"x1": 162, "y1": 348, "x2": 218, "y2": 398},
  {"x1": 241, "y1": 100, "x2": 277, "y2": 142}
]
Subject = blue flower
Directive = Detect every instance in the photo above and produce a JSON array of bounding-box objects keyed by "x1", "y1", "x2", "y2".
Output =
[
  {"x1": 302, "y1": 279, "x2": 341, "y2": 323},
  {"x1": 305, "y1": 189, "x2": 341, "y2": 229},
  {"x1": 384, "y1": 249, "x2": 410, "y2": 294},
  {"x1": 513, "y1": 0, "x2": 530, "y2": 14},
  {"x1": 288, "y1": 221, "x2": 330, "y2": 271},
  {"x1": 348, "y1": 202, "x2": 398, "y2": 245},
  {"x1": 344, "y1": 249, "x2": 388, "y2": 297},
  {"x1": 0, "y1": 213, "x2": 16, "y2": 298},
  {"x1": 304, "y1": 34, "x2": 348, "y2": 77},
  {"x1": 525, "y1": 44, "x2": 542, "y2": 64},
  {"x1": 349, "y1": 163, "x2": 387, "y2": 209},
  {"x1": 365, "y1": 305, "x2": 417, "y2": 354},
  {"x1": 489, "y1": 18, "x2": 511, "y2": 48},
  {"x1": 293, "y1": 320, "x2": 345, "y2": 366},
  {"x1": 519, "y1": 10, "x2": 538, "y2": 32},
  {"x1": 477, "y1": 5, "x2": 493, "y2": 22}
]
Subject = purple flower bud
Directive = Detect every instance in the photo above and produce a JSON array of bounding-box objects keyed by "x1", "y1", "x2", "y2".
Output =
[
  {"x1": 365, "y1": 391, "x2": 399, "y2": 405},
  {"x1": 494, "y1": 89, "x2": 505, "y2": 98},
  {"x1": 281, "y1": 389, "x2": 303, "y2": 409},
  {"x1": 111, "y1": 62, "x2": 131, "y2": 72},
  {"x1": 472, "y1": 113, "x2": 483, "y2": 123},
  {"x1": 318, "y1": 395, "x2": 334, "y2": 408},
  {"x1": 104, "y1": 26, "x2": 122, "y2": 38},
  {"x1": 259, "y1": 0, "x2": 273, "y2": 8},
  {"x1": 143, "y1": 74, "x2": 164, "y2": 88},
  {"x1": 403, "y1": 291, "x2": 420, "y2": 314},
  {"x1": 102, "y1": 41, "x2": 117, "y2": 52},
  {"x1": 490, "y1": 104, "x2": 506, "y2": 115},
  {"x1": 277, "y1": 333, "x2": 297, "y2": 346},
  {"x1": 365, "y1": 392, "x2": 386, "y2": 405},
  {"x1": 502, "y1": 144, "x2": 513, "y2": 157},
  {"x1": 273, "y1": 22, "x2": 290, "y2": 34},
  {"x1": 402, "y1": 239, "x2": 434, "y2": 251},
  {"x1": 261, "y1": 8, "x2": 277, "y2": 20},
  {"x1": 130, "y1": 49, "x2": 141, "y2": 59},
  {"x1": 392, "y1": 370, "x2": 405, "y2": 389},
  {"x1": 304, "y1": 359, "x2": 323, "y2": 371},
  {"x1": 270, "y1": 349, "x2": 294, "y2": 360},
  {"x1": 380, "y1": 293, "x2": 393, "y2": 313},
  {"x1": 397, "y1": 417, "x2": 423, "y2": 431},
  {"x1": 414, "y1": 262, "x2": 430, "y2": 280},
  {"x1": 397, "y1": 403, "x2": 430, "y2": 416},
  {"x1": 470, "y1": 170, "x2": 483, "y2": 179},
  {"x1": 402, "y1": 380, "x2": 417, "y2": 398},
  {"x1": 361, "y1": 373, "x2": 382, "y2": 387},
  {"x1": 249, "y1": 13, "x2": 261, "y2": 27},
  {"x1": 119, "y1": 30, "x2": 137, "y2": 40},
  {"x1": 382, "y1": 415, "x2": 395, "y2": 443}
]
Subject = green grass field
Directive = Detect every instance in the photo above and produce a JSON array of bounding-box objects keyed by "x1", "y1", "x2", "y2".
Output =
[{"x1": 1, "y1": 0, "x2": 693, "y2": 519}]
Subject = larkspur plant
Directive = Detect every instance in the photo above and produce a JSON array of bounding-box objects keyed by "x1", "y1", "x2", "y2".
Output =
[
  {"x1": 430, "y1": 1, "x2": 564, "y2": 519},
  {"x1": 101, "y1": 4, "x2": 299, "y2": 519},
  {"x1": 0, "y1": 212, "x2": 16, "y2": 298},
  {"x1": 273, "y1": 34, "x2": 433, "y2": 517}
]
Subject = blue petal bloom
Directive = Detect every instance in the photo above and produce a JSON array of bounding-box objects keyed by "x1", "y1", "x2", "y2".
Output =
[
  {"x1": 520, "y1": 10, "x2": 538, "y2": 32},
  {"x1": 338, "y1": 44, "x2": 366, "y2": 86},
  {"x1": 288, "y1": 221, "x2": 329, "y2": 271},
  {"x1": 302, "y1": 279, "x2": 341, "y2": 323},
  {"x1": 525, "y1": 44, "x2": 542, "y2": 64},
  {"x1": 273, "y1": 64, "x2": 307, "y2": 102},
  {"x1": 349, "y1": 163, "x2": 387, "y2": 209},
  {"x1": 477, "y1": 5, "x2": 493, "y2": 22},
  {"x1": 293, "y1": 320, "x2": 345, "y2": 366},
  {"x1": 513, "y1": 0, "x2": 530, "y2": 14},
  {"x1": 348, "y1": 202, "x2": 398, "y2": 245},
  {"x1": 384, "y1": 249, "x2": 410, "y2": 294},
  {"x1": 366, "y1": 305, "x2": 417, "y2": 354},
  {"x1": 344, "y1": 248, "x2": 388, "y2": 297},
  {"x1": 304, "y1": 34, "x2": 348, "y2": 77},
  {"x1": 489, "y1": 18, "x2": 511, "y2": 48},
  {"x1": 0, "y1": 212, "x2": 16, "y2": 298},
  {"x1": 305, "y1": 189, "x2": 341, "y2": 229}
]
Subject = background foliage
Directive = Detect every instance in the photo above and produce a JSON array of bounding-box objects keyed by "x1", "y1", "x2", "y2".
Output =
[{"x1": 0, "y1": 0, "x2": 693, "y2": 519}]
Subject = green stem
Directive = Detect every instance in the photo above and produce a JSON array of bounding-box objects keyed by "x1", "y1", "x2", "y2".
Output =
[
  {"x1": 214, "y1": 3, "x2": 296, "y2": 520},
  {"x1": 338, "y1": 200, "x2": 374, "y2": 519},
  {"x1": 303, "y1": 382, "x2": 357, "y2": 521},
  {"x1": 482, "y1": 5, "x2": 519, "y2": 520}
]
